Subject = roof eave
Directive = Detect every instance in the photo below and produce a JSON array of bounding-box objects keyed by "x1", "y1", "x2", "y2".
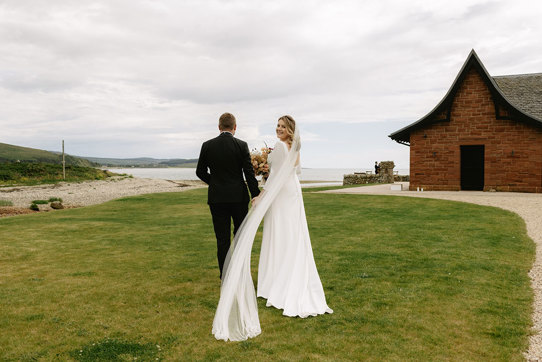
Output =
[{"x1": 389, "y1": 49, "x2": 542, "y2": 145}]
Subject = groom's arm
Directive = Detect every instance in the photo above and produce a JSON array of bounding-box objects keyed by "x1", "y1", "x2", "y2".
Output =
[
  {"x1": 241, "y1": 142, "x2": 260, "y2": 198},
  {"x1": 196, "y1": 142, "x2": 211, "y2": 184}
]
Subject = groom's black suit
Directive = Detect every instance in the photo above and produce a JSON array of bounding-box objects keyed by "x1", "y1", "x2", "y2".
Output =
[{"x1": 196, "y1": 131, "x2": 260, "y2": 278}]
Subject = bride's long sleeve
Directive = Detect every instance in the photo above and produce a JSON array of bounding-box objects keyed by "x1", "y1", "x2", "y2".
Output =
[{"x1": 263, "y1": 141, "x2": 287, "y2": 191}]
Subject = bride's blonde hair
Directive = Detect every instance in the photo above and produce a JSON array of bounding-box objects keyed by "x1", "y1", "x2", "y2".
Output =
[{"x1": 278, "y1": 115, "x2": 296, "y2": 146}]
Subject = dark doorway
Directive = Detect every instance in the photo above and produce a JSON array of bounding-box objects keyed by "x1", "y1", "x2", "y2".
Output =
[{"x1": 460, "y1": 145, "x2": 485, "y2": 190}]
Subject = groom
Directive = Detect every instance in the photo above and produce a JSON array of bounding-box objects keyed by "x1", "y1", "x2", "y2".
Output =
[{"x1": 196, "y1": 113, "x2": 261, "y2": 279}]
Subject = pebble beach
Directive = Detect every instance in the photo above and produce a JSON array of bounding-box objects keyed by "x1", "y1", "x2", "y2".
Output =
[{"x1": 0, "y1": 176, "x2": 205, "y2": 215}]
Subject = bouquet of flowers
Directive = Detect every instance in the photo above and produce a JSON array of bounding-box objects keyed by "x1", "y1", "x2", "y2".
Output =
[{"x1": 250, "y1": 145, "x2": 272, "y2": 177}]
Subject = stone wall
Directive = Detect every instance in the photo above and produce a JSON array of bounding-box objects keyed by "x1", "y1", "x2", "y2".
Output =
[
  {"x1": 343, "y1": 161, "x2": 409, "y2": 185},
  {"x1": 410, "y1": 68, "x2": 542, "y2": 192}
]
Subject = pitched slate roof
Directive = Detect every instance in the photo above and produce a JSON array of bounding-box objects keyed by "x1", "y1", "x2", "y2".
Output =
[
  {"x1": 389, "y1": 50, "x2": 542, "y2": 145},
  {"x1": 493, "y1": 73, "x2": 542, "y2": 120}
]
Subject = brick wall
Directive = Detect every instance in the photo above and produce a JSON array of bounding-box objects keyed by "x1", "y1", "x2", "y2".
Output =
[{"x1": 410, "y1": 68, "x2": 542, "y2": 193}]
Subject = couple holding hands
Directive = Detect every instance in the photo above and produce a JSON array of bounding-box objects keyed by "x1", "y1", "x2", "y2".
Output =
[{"x1": 196, "y1": 112, "x2": 332, "y2": 341}]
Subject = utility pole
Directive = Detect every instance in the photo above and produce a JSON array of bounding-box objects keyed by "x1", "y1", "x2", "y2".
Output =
[{"x1": 62, "y1": 140, "x2": 66, "y2": 180}]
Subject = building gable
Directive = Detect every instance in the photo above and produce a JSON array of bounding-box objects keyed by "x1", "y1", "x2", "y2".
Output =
[{"x1": 389, "y1": 50, "x2": 542, "y2": 145}]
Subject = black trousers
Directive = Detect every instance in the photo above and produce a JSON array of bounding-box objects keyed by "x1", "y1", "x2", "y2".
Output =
[{"x1": 209, "y1": 202, "x2": 248, "y2": 278}]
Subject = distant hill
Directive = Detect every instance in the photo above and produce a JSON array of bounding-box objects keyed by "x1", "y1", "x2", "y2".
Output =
[
  {"x1": 0, "y1": 142, "x2": 98, "y2": 167},
  {"x1": 81, "y1": 156, "x2": 198, "y2": 168},
  {"x1": 0, "y1": 142, "x2": 198, "y2": 168}
]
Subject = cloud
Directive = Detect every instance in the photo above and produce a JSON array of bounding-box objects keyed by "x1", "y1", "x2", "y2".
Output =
[{"x1": 0, "y1": 0, "x2": 541, "y2": 167}]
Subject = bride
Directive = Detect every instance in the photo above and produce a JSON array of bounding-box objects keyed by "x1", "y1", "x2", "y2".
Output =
[{"x1": 212, "y1": 115, "x2": 332, "y2": 341}]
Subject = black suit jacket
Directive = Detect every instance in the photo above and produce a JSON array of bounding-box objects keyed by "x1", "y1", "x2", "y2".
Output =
[{"x1": 196, "y1": 132, "x2": 260, "y2": 204}]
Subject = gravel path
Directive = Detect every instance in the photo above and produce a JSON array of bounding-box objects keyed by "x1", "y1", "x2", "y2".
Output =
[
  {"x1": 323, "y1": 183, "x2": 542, "y2": 361},
  {"x1": 0, "y1": 176, "x2": 205, "y2": 208}
]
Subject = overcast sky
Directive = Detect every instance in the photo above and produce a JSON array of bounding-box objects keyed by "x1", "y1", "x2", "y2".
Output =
[{"x1": 1, "y1": 0, "x2": 542, "y2": 169}]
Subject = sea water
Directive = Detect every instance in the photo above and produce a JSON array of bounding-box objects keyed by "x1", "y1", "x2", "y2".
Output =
[{"x1": 108, "y1": 167, "x2": 409, "y2": 188}]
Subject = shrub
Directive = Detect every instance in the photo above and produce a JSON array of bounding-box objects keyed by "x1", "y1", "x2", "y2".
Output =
[
  {"x1": 50, "y1": 202, "x2": 64, "y2": 210},
  {"x1": 32, "y1": 200, "x2": 49, "y2": 205},
  {"x1": 29, "y1": 203, "x2": 39, "y2": 211},
  {"x1": 0, "y1": 199, "x2": 13, "y2": 206},
  {"x1": 48, "y1": 197, "x2": 63, "y2": 203}
]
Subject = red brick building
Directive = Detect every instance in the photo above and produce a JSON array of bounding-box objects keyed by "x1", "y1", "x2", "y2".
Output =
[{"x1": 389, "y1": 50, "x2": 542, "y2": 192}]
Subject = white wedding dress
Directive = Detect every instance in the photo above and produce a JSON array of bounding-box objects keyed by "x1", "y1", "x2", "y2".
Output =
[
  {"x1": 257, "y1": 140, "x2": 333, "y2": 317},
  {"x1": 212, "y1": 130, "x2": 332, "y2": 342}
]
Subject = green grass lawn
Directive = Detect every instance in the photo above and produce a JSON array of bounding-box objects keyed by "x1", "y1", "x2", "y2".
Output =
[{"x1": 0, "y1": 189, "x2": 534, "y2": 361}]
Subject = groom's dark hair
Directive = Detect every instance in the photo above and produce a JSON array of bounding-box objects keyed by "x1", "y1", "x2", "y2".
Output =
[{"x1": 219, "y1": 113, "x2": 236, "y2": 131}]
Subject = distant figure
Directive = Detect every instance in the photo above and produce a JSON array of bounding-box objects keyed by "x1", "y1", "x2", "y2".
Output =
[{"x1": 375, "y1": 161, "x2": 380, "y2": 175}]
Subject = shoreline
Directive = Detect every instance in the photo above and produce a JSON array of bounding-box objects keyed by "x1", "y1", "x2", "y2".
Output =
[
  {"x1": 0, "y1": 176, "x2": 206, "y2": 211},
  {"x1": 0, "y1": 176, "x2": 340, "y2": 218},
  {"x1": 0, "y1": 177, "x2": 341, "y2": 212}
]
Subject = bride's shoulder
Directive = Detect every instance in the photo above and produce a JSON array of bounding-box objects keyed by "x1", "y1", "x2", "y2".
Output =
[{"x1": 273, "y1": 140, "x2": 287, "y2": 150}]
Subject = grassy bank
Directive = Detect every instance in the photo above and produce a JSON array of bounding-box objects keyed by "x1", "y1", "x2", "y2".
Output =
[
  {"x1": 0, "y1": 142, "x2": 96, "y2": 167},
  {"x1": 0, "y1": 162, "x2": 114, "y2": 186},
  {"x1": 0, "y1": 189, "x2": 534, "y2": 360}
]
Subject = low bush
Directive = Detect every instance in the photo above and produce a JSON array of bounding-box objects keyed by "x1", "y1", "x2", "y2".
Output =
[
  {"x1": 32, "y1": 200, "x2": 49, "y2": 205},
  {"x1": 50, "y1": 202, "x2": 64, "y2": 210}
]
